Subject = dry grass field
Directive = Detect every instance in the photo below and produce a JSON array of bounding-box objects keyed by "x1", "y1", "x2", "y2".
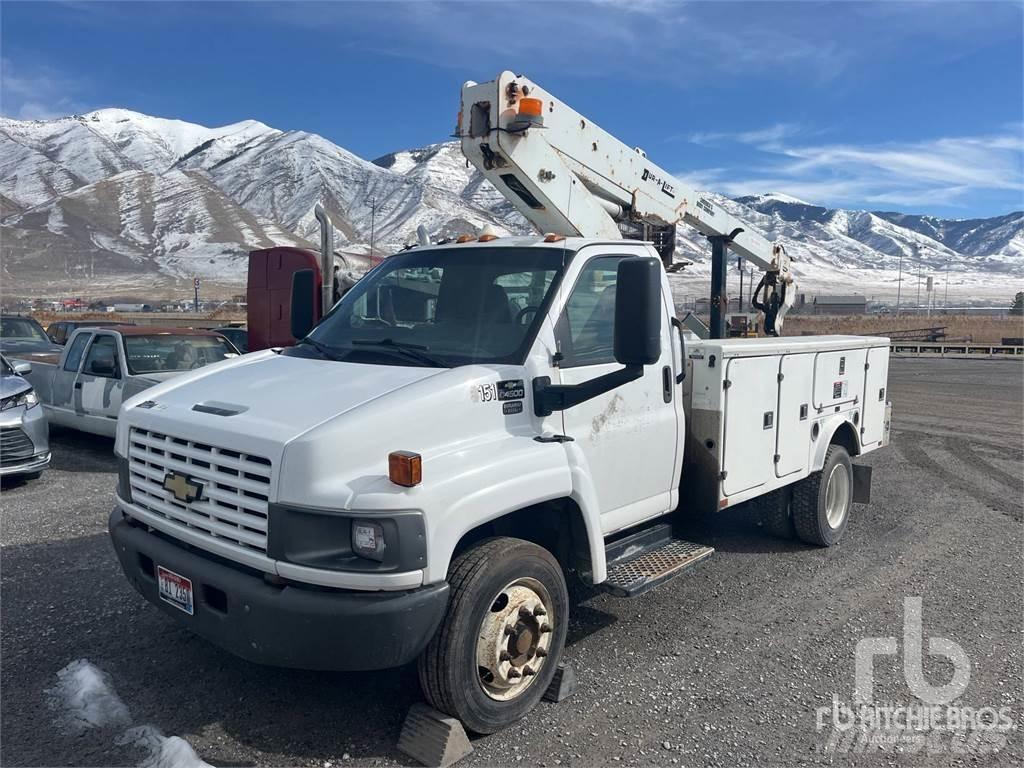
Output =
[{"x1": 782, "y1": 314, "x2": 1023, "y2": 343}]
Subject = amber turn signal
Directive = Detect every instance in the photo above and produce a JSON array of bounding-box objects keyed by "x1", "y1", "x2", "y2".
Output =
[
  {"x1": 456, "y1": 234, "x2": 474, "y2": 243},
  {"x1": 388, "y1": 451, "x2": 422, "y2": 487}
]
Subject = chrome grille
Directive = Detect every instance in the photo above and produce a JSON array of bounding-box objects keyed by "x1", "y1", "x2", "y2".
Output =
[
  {"x1": 0, "y1": 427, "x2": 35, "y2": 464},
  {"x1": 127, "y1": 427, "x2": 272, "y2": 554}
]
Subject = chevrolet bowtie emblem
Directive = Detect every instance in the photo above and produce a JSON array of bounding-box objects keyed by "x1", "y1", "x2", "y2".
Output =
[{"x1": 163, "y1": 472, "x2": 203, "y2": 504}]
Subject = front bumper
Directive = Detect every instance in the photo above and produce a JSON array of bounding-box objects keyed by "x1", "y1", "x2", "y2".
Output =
[
  {"x1": 0, "y1": 403, "x2": 50, "y2": 477},
  {"x1": 109, "y1": 508, "x2": 450, "y2": 671}
]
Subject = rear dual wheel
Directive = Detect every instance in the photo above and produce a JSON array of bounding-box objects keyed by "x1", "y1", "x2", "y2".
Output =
[
  {"x1": 755, "y1": 445, "x2": 854, "y2": 546},
  {"x1": 418, "y1": 537, "x2": 568, "y2": 734},
  {"x1": 792, "y1": 444, "x2": 853, "y2": 546}
]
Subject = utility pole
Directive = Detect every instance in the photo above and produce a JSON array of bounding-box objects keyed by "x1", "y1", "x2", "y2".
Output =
[
  {"x1": 193, "y1": 277, "x2": 200, "y2": 313},
  {"x1": 369, "y1": 198, "x2": 376, "y2": 259},
  {"x1": 944, "y1": 262, "x2": 950, "y2": 311},
  {"x1": 737, "y1": 256, "x2": 744, "y2": 312},
  {"x1": 916, "y1": 267, "x2": 922, "y2": 314},
  {"x1": 896, "y1": 253, "x2": 903, "y2": 317}
]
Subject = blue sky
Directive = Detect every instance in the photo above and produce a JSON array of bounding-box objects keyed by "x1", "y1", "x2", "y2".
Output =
[{"x1": 2, "y1": 0, "x2": 1022, "y2": 217}]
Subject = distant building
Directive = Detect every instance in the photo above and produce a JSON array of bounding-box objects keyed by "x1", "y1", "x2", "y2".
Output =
[{"x1": 812, "y1": 295, "x2": 868, "y2": 315}]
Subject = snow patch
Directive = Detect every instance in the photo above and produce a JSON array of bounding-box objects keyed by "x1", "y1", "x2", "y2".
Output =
[
  {"x1": 46, "y1": 659, "x2": 212, "y2": 768},
  {"x1": 46, "y1": 659, "x2": 131, "y2": 734},
  {"x1": 118, "y1": 726, "x2": 213, "y2": 768}
]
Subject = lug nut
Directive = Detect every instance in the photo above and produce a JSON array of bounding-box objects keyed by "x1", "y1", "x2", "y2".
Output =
[
  {"x1": 507, "y1": 668, "x2": 522, "y2": 679},
  {"x1": 500, "y1": 651, "x2": 512, "y2": 662},
  {"x1": 539, "y1": 623, "x2": 552, "y2": 634},
  {"x1": 535, "y1": 648, "x2": 548, "y2": 657},
  {"x1": 519, "y1": 606, "x2": 533, "y2": 619},
  {"x1": 504, "y1": 626, "x2": 516, "y2": 637},
  {"x1": 533, "y1": 605, "x2": 547, "y2": 617},
  {"x1": 523, "y1": 665, "x2": 536, "y2": 677}
]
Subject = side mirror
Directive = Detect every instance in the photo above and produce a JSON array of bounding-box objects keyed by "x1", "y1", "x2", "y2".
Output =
[
  {"x1": 90, "y1": 358, "x2": 116, "y2": 376},
  {"x1": 13, "y1": 361, "x2": 31, "y2": 375},
  {"x1": 290, "y1": 268, "x2": 316, "y2": 341},
  {"x1": 614, "y1": 257, "x2": 662, "y2": 366}
]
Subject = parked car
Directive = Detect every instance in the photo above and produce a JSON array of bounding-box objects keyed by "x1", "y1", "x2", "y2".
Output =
[
  {"x1": 46, "y1": 320, "x2": 135, "y2": 345},
  {"x1": 211, "y1": 326, "x2": 248, "y2": 353},
  {"x1": 15, "y1": 327, "x2": 239, "y2": 437},
  {"x1": 0, "y1": 354, "x2": 50, "y2": 480},
  {"x1": 0, "y1": 314, "x2": 63, "y2": 356}
]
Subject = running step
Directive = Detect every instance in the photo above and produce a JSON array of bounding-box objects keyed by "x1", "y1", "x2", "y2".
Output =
[{"x1": 600, "y1": 524, "x2": 713, "y2": 598}]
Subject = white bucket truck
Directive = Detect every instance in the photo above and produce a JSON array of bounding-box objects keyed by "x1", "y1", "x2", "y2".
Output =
[{"x1": 109, "y1": 72, "x2": 891, "y2": 734}]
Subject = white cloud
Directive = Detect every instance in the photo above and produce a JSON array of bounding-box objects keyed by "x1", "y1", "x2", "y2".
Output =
[
  {"x1": 679, "y1": 127, "x2": 1024, "y2": 211},
  {"x1": 0, "y1": 58, "x2": 88, "y2": 120}
]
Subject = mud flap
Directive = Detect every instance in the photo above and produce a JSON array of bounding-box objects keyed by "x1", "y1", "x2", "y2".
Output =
[{"x1": 852, "y1": 464, "x2": 872, "y2": 504}]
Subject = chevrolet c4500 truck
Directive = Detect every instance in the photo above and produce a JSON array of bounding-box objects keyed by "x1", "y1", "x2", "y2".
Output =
[{"x1": 109, "y1": 73, "x2": 891, "y2": 734}]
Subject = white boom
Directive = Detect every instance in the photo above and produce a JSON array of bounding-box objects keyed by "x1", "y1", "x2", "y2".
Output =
[{"x1": 459, "y1": 71, "x2": 795, "y2": 336}]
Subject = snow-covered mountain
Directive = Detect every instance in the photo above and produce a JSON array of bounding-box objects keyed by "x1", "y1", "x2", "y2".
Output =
[{"x1": 1, "y1": 109, "x2": 1021, "y2": 301}]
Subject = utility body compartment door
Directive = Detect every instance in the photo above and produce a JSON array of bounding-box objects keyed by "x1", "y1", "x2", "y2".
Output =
[
  {"x1": 775, "y1": 353, "x2": 814, "y2": 478},
  {"x1": 721, "y1": 355, "x2": 778, "y2": 497},
  {"x1": 812, "y1": 349, "x2": 867, "y2": 412},
  {"x1": 860, "y1": 346, "x2": 890, "y2": 447}
]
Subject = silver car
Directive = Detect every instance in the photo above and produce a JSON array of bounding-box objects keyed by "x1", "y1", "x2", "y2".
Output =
[{"x1": 0, "y1": 354, "x2": 50, "y2": 479}]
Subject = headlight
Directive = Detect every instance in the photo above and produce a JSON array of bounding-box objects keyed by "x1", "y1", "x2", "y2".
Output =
[
  {"x1": 351, "y1": 521, "x2": 385, "y2": 561},
  {"x1": 0, "y1": 389, "x2": 38, "y2": 411}
]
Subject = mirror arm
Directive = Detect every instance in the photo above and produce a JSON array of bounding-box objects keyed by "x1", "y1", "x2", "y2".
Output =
[{"x1": 532, "y1": 365, "x2": 643, "y2": 418}]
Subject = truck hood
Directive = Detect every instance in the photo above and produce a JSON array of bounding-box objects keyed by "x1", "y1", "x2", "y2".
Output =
[
  {"x1": 118, "y1": 349, "x2": 542, "y2": 510},
  {"x1": 118, "y1": 351, "x2": 447, "y2": 460}
]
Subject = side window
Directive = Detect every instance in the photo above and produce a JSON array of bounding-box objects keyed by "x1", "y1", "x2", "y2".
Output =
[
  {"x1": 63, "y1": 333, "x2": 91, "y2": 372},
  {"x1": 82, "y1": 335, "x2": 119, "y2": 378},
  {"x1": 555, "y1": 256, "x2": 624, "y2": 367}
]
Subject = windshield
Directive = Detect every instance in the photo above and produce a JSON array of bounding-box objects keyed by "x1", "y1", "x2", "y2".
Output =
[
  {"x1": 0, "y1": 317, "x2": 49, "y2": 342},
  {"x1": 301, "y1": 247, "x2": 566, "y2": 367},
  {"x1": 123, "y1": 335, "x2": 236, "y2": 375}
]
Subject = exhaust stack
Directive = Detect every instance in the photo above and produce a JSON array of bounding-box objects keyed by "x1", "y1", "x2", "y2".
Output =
[{"x1": 314, "y1": 203, "x2": 334, "y2": 312}]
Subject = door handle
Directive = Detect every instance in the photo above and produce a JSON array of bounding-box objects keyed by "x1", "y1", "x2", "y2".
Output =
[
  {"x1": 662, "y1": 365, "x2": 672, "y2": 403},
  {"x1": 74, "y1": 382, "x2": 82, "y2": 390}
]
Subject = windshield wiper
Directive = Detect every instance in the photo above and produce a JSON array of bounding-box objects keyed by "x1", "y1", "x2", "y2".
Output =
[
  {"x1": 350, "y1": 338, "x2": 446, "y2": 367},
  {"x1": 297, "y1": 337, "x2": 347, "y2": 362}
]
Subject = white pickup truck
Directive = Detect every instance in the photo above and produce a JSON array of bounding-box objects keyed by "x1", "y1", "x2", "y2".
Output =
[
  {"x1": 108, "y1": 235, "x2": 891, "y2": 733},
  {"x1": 19, "y1": 326, "x2": 239, "y2": 437}
]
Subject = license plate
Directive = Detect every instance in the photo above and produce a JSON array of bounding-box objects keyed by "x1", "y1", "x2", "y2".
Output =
[{"x1": 157, "y1": 566, "x2": 194, "y2": 615}]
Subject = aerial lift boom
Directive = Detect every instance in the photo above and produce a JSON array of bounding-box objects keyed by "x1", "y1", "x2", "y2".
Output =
[{"x1": 459, "y1": 71, "x2": 794, "y2": 337}]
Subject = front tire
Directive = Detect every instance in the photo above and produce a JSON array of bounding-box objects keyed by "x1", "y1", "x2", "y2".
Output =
[
  {"x1": 792, "y1": 444, "x2": 853, "y2": 546},
  {"x1": 418, "y1": 537, "x2": 569, "y2": 734}
]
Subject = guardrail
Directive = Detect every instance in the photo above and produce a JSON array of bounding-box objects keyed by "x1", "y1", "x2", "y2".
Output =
[{"x1": 891, "y1": 342, "x2": 1023, "y2": 358}]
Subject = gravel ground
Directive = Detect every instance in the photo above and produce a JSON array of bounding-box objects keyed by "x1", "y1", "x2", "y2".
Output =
[{"x1": 2, "y1": 357, "x2": 1021, "y2": 767}]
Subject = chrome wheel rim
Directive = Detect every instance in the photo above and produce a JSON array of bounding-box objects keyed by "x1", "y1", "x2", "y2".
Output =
[
  {"x1": 825, "y1": 463, "x2": 851, "y2": 528},
  {"x1": 476, "y1": 577, "x2": 554, "y2": 701}
]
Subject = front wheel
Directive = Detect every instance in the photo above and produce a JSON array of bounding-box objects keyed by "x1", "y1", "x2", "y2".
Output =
[
  {"x1": 792, "y1": 445, "x2": 853, "y2": 546},
  {"x1": 417, "y1": 537, "x2": 568, "y2": 734}
]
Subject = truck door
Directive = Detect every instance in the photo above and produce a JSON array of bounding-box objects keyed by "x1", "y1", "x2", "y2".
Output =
[
  {"x1": 247, "y1": 247, "x2": 323, "y2": 351},
  {"x1": 555, "y1": 252, "x2": 679, "y2": 533},
  {"x1": 75, "y1": 333, "x2": 123, "y2": 434}
]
